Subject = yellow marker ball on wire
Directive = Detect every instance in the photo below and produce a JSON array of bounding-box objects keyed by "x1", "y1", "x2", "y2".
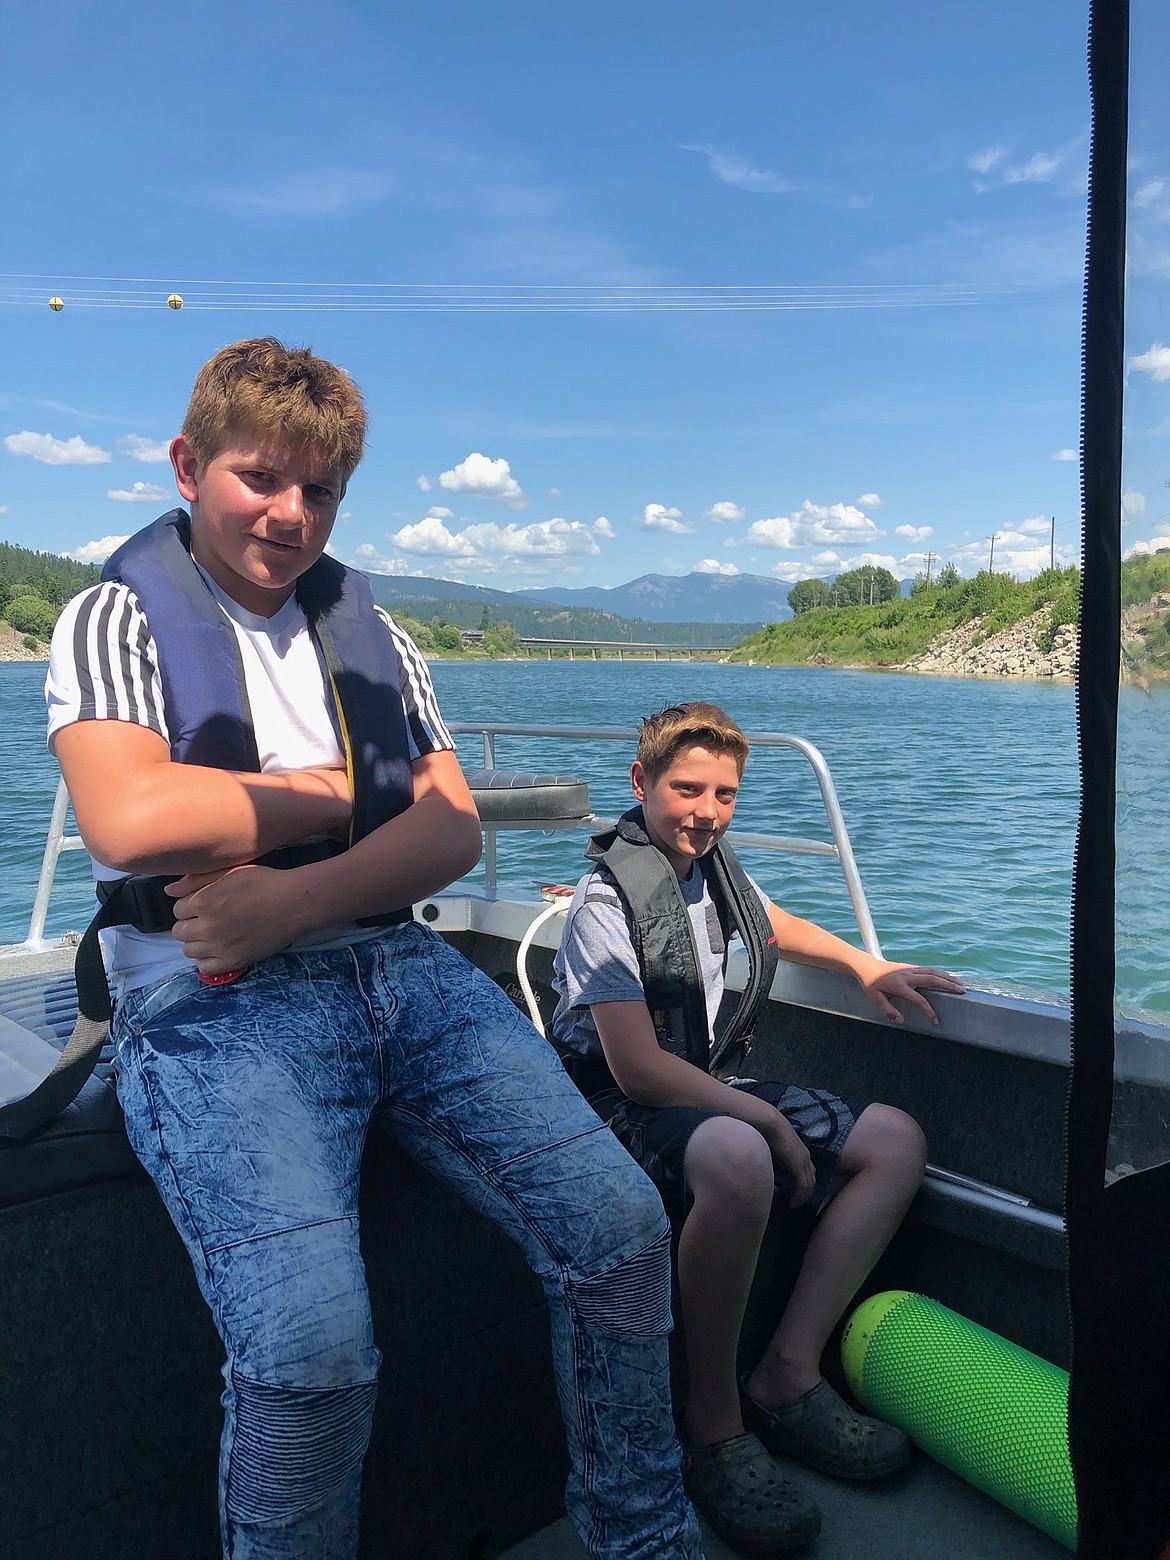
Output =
[
  {"x1": 48, "y1": 297, "x2": 64, "y2": 312},
  {"x1": 167, "y1": 293, "x2": 184, "y2": 310}
]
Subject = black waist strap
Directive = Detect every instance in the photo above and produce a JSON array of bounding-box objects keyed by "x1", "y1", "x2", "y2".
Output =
[{"x1": 1, "y1": 858, "x2": 413, "y2": 1143}]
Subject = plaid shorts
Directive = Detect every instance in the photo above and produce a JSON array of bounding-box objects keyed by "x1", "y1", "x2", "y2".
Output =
[{"x1": 588, "y1": 1080, "x2": 870, "y2": 1219}]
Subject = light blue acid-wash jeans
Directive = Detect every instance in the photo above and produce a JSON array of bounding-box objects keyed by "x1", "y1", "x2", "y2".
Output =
[{"x1": 111, "y1": 922, "x2": 702, "y2": 1560}]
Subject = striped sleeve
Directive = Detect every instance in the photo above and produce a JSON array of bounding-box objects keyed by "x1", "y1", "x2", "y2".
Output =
[
  {"x1": 374, "y1": 606, "x2": 454, "y2": 756},
  {"x1": 46, "y1": 584, "x2": 169, "y2": 750}
]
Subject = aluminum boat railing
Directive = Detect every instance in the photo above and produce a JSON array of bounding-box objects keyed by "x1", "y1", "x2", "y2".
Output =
[
  {"x1": 17, "y1": 725, "x2": 882, "y2": 959},
  {"x1": 449, "y1": 723, "x2": 882, "y2": 957}
]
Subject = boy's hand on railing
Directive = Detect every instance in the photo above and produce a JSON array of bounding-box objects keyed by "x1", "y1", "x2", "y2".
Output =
[{"x1": 861, "y1": 963, "x2": 966, "y2": 1026}]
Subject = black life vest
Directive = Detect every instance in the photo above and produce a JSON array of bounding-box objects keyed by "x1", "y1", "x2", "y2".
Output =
[{"x1": 586, "y1": 806, "x2": 778, "y2": 1074}]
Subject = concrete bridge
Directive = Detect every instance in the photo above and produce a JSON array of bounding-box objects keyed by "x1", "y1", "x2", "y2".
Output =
[{"x1": 460, "y1": 630, "x2": 730, "y2": 660}]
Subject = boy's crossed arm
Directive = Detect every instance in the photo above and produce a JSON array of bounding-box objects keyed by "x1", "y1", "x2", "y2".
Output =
[{"x1": 56, "y1": 720, "x2": 482, "y2": 974}]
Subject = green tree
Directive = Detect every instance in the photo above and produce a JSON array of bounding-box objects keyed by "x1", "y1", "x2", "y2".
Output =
[
  {"x1": 429, "y1": 616, "x2": 463, "y2": 651},
  {"x1": 786, "y1": 578, "x2": 832, "y2": 615},
  {"x1": 483, "y1": 619, "x2": 523, "y2": 656},
  {"x1": 479, "y1": 604, "x2": 492, "y2": 633},
  {"x1": 936, "y1": 562, "x2": 960, "y2": 590},
  {"x1": 832, "y1": 565, "x2": 900, "y2": 607},
  {"x1": 6, "y1": 594, "x2": 59, "y2": 638}
]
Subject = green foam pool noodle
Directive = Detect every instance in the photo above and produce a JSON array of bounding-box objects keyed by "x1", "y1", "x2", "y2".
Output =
[{"x1": 841, "y1": 1291, "x2": 1076, "y2": 1550}]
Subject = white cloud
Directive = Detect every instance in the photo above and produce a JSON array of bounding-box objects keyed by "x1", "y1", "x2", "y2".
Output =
[
  {"x1": 391, "y1": 515, "x2": 473, "y2": 557},
  {"x1": 842, "y1": 552, "x2": 899, "y2": 573},
  {"x1": 1052, "y1": 448, "x2": 1078, "y2": 461},
  {"x1": 746, "y1": 499, "x2": 883, "y2": 550},
  {"x1": 0, "y1": 505, "x2": 7, "y2": 515},
  {"x1": 642, "y1": 503, "x2": 693, "y2": 535},
  {"x1": 550, "y1": 486, "x2": 561, "y2": 498},
  {"x1": 683, "y1": 143, "x2": 799, "y2": 196},
  {"x1": 118, "y1": 434, "x2": 170, "y2": 463},
  {"x1": 856, "y1": 492, "x2": 882, "y2": 507},
  {"x1": 1123, "y1": 489, "x2": 1146, "y2": 515},
  {"x1": 748, "y1": 515, "x2": 797, "y2": 548},
  {"x1": 948, "y1": 525, "x2": 1074, "y2": 577},
  {"x1": 767, "y1": 559, "x2": 830, "y2": 583},
  {"x1": 694, "y1": 559, "x2": 740, "y2": 575},
  {"x1": 63, "y1": 535, "x2": 130, "y2": 564},
  {"x1": 1134, "y1": 179, "x2": 1165, "y2": 210},
  {"x1": 424, "y1": 505, "x2": 454, "y2": 520},
  {"x1": 1131, "y1": 343, "x2": 1170, "y2": 381},
  {"x1": 895, "y1": 524, "x2": 933, "y2": 541},
  {"x1": 438, "y1": 452, "x2": 526, "y2": 505},
  {"x1": 4, "y1": 431, "x2": 111, "y2": 465},
  {"x1": 217, "y1": 169, "x2": 393, "y2": 218},
  {"x1": 1125, "y1": 535, "x2": 1170, "y2": 558},
  {"x1": 1003, "y1": 151, "x2": 1062, "y2": 185},
  {"x1": 390, "y1": 512, "x2": 612, "y2": 563},
  {"x1": 704, "y1": 500, "x2": 744, "y2": 524},
  {"x1": 355, "y1": 542, "x2": 379, "y2": 558},
  {"x1": 107, "y1": 481, "x2": 170, "y2": 503},
  {"x1": 968, "y1": 146, "x2": 1006, "y2": 176},
  {"x1": 969, "y1": 138, "x2": 1086, "y2": 195},
  {"x1": 416, "y1": 474, "x2": 433, "y2": 492},
  {"x1": 682, "y1": 143, "x2": 861, "y2": 208}
]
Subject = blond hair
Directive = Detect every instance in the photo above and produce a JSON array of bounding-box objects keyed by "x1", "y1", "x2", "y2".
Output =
[
  {"x1": 181, "y1": 337, "x2": 367, "y2": 479},
  {"x1": 636, "y1": 701, "x2": 749, "y2": 783}
]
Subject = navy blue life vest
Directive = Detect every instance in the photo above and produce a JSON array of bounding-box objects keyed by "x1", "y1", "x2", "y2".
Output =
[
  {"x1": 0, "y1": 512, "x2": 420, "y2": 1141},
  {"x1": 586, "y1": 806, "x2": 778, "y2": 1074},
  {"x1": 102, "y1": 509, "x2": 415, "y2": 848}
]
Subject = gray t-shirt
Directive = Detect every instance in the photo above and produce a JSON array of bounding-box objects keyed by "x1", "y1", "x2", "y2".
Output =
[{"x1": 550, "y1": 860, "x2": 772, "y2": 1060}]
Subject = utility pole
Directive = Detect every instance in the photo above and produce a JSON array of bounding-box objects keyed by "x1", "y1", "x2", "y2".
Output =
[
  {"x1": 925, "y1": 551, "x2": 935, "y2": 586},
  {"x1": 1050, "y1": 517, "x2": 1056, "y2": 572},
  {"x1": 988, "y1": 534, "x2": 996, "y2": 573}
]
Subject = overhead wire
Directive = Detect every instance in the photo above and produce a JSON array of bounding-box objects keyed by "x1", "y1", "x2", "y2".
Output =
[{"x1": 0, "y1": 271, "x2": 1059, "y2": 314}]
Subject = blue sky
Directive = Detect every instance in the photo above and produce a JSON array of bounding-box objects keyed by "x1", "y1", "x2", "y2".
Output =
[{"x1": 1, "y1": 0, "x2": 1167, "y2": 596}]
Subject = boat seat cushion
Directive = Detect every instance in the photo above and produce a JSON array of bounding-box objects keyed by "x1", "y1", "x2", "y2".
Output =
[
  {"x1": 0, "y1": 970, "x2": 138, "y2": 1208},
  {"x1": 465, "y1": 768, "x2": 590, "y2": 824}
]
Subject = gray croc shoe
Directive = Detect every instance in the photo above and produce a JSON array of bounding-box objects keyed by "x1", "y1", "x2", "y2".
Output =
[
  {"x1": 683, "y1": 1432, "x2": 821, "y2": 1555},
  {"x1": 740, "y1": 1377, "x2": 910, "y2": 1482}
]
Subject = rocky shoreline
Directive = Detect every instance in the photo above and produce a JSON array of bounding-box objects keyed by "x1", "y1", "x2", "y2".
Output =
[
  {"x1": 0, "y1": 622, "x2": 48, "y2": 663},
  {"x1": 901, "y1": 609, "x2": 1079, "y2": 681}
]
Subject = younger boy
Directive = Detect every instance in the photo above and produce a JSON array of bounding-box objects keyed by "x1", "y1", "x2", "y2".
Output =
[
  {"x1": 552, "y1": 701, "x2": 964, "y2": 1555},
  {"x1": 46, "y1": 339, "x2": 702, "y2": 1560}
]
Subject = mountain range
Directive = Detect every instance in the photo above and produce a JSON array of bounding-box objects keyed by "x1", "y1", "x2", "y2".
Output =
[{"x1": 362, "y1": 569, "x2": 793, "y2": 627}]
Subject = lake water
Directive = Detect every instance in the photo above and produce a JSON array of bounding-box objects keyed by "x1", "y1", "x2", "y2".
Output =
[{"x1": 3, "y1": 657, "x2": 1167, "y2": 1014}]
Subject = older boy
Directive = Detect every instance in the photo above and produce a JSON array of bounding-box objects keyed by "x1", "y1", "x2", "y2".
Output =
[
  {"x1": 552, "y1": 701, "x2": 964, "y2": 1556},
  {"x1": 46, "y1": 339, "x2": 702, "y2": 1560}
]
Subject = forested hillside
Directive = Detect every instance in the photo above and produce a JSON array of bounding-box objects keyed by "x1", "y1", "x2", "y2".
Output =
[
  {"x1": 0, "y1": 542, "x2": 101, "y2": 645},
  {"x1": 366, "y1": 584, "x2": 753, "y2": 648}
]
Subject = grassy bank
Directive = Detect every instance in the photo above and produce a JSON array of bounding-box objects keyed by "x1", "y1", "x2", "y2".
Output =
[{"x1": 731, "y1": 566, "x2": 1089, "y2": 668}]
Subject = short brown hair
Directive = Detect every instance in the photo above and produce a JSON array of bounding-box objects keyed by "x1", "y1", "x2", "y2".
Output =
[
  {"x1": 636, "y1": 701, "x2": 749, "y2": 783},
  {"x1": 181, "y1": 337, "x2": 367, "y2": 479}
]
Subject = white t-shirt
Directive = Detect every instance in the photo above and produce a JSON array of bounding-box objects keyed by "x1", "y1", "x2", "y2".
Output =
[{"x1": 46, "y1": 566, "x2": 454, "y2": 997}]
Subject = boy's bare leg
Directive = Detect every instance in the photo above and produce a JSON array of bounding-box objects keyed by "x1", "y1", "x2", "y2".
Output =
[
  {"x1": 744, "y1": 1104, "x2": 926, "y2": 1410},
  {"x1": 677, "y1": 1117, "x2": 775, "y2": 1446}
]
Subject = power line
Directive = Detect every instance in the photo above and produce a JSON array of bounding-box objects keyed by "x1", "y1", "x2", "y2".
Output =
[{"x1": 0, "y1": 272, "x2": 1062, "y2": 316}]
